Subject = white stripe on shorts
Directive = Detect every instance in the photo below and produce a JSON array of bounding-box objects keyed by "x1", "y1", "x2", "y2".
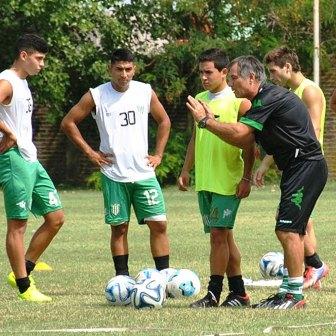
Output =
[{"x1": 144, "y1": 214, "x2": 167, "y2": 221}]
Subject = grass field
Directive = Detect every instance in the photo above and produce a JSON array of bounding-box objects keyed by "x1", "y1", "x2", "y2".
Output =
[{"x1": 0, "y1": 182, "x2": 335, "y2": 335}]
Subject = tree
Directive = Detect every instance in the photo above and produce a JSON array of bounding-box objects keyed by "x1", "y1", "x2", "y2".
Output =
[
  {"x1": 1, "y1": 0, "x2": 335, "y2": 123},
  {"x1": 1, "y1": 0, "x2": 335, "y2": 185},
  {"x1": 0, "y1": 0, "x2": 127, "y2": 121}
]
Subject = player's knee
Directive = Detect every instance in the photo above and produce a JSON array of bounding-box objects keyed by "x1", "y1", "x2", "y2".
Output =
[
  {"x1": 7, "y1": 219, "x2": 27, "y2": 235},
  {"x1": 210, "y1": 228, "x2": 229, "y2": 247},
  {"x1": 149, "y1": 221, "x2": 167, "y2": 235},
  {"x1": 48, "y1": 211, "x2": 65, "y2": 231},
  {"x1": 276, "y1": 230, "x2": 301, "y2": 247},
  {"x1": 112, "y1": 223, "x2": 128, "y2": 237}
]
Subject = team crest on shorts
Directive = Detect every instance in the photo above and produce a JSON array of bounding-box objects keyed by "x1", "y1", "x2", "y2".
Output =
[
  {"x1": 16, "y1": 200, "x2": 27, "y2": 210},
  {"x1": 110, "y1": 203, "x2": 121, "y2": 216},
  {"x1": 222, "y1": 209, "x2": 232, "y2": 218},
  {"x1": 210, "y1": 207, "x2": 220, "y2": 221},
  {"x1": 291, "y1": 186, "x2": 304, "y2": 209}
]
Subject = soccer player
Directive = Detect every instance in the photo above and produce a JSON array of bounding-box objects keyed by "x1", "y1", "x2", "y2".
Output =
[
  {"x1": 61, "y1": 48, "x2": 171, "y2": 276},
  {"x1": 186, "y1": 56, "x2": 328, "y2": 309},
  {"x1": 0, "y1": 34, "x2": 65, "y2": 302},
  {"x1": 254, "y1": 47, "x2": 328, "y2": 289},
  {"x1": 178, "y1": 48, "x2": 254, "y2": 308}
]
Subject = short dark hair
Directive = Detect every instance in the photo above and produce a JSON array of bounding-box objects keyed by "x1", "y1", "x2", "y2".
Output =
[
  {"x1": 198, "y1": 48, "x2": 229, "y2": 71},
  {"x1": 14, "y1": 34, "x2": 49, "y2": 59},
  {"x1": 264, "y1": 47, "x2": 301, "y2": 72},
  {"x1": 110, "y1": 48, "x2": 135, "y2": 64}
]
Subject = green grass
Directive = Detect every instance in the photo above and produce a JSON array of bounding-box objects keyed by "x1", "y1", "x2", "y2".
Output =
[{"x1": 0, "y1": 182, "x2": 335, "y2": 335}]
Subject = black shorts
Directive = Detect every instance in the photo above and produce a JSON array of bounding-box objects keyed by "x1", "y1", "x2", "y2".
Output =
[{"x1": 276, "y1": 159, "x2": 328, "y2": 235}]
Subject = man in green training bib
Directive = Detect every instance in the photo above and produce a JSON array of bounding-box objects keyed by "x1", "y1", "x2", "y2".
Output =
[{"x1": 178, "y1": 48, "x2": 255, "y2": 308}]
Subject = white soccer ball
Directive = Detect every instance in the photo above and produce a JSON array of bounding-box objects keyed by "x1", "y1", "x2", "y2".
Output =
[
  {"x1": 259, "y1": 251, "x2": 284, "y2": 278},
  {"x1": 160, "y1": 268, "x2": 179, "y2": 298},
  {"x1": 131, "y1": 278, "x2": 165, "y2": 309},
  {"x1": 135, "y1": 268, "x2": 165, "y2": 284},
  {"x1": 159, "y1": 267, "x2": 178, "y2": 283},
  {"x1": 105, "y1": 275, "x2": 136, "y2": 306},
  {"x1": 167, "y1": 268, "x2": 201, "y2": 298}
]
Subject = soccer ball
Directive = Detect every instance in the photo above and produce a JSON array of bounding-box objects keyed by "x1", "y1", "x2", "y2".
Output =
[
  {"x1": 159, "y1": 267, "x2": 178, "y2": 283},
  {"x1": 135, "y1": 268, "x2": 165, "y2": 284},
  {"x1": 259, "y1": 251, "x2": 284, "y2": 278},
  {"x1": 160, "y1": 268, "x2": 179, "y2": 298},
  {"x1": 166, "y1": 268, "x2": 201, "y2": 298},
  {"x1": 131, "y1": 278, "x2": 165, "y2": 309},
  {"x1": 105, "y1": 275, "x2": 136, "y2": 306}
]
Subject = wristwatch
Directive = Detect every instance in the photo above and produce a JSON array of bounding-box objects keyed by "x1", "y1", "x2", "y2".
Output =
[{"x1": 198, "y1": 116, "x2": 210, "y2": 128}]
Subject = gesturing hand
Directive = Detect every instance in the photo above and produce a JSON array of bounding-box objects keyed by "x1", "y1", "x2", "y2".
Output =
[
  {"x1": 186, "y1": 96, "x2": 207, "y2": 122},
  {"x1": 186, "y1": 95, "x2": 216, "y2": 123},
  {"x1": 253, "y1": 164, "x2": 268, "y2": 188}
]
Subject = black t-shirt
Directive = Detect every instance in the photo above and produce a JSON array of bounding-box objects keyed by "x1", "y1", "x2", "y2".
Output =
[{"x1": 240, "y1": 82, "x2": 323, "y2": 171}]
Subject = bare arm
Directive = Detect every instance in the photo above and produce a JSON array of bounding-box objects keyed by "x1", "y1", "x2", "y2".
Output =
[
  {"x1": 238, "y1": 98, "x2": 252, "y2": 118},
  {"x1": 236, "y1": 142, "x2": 255, "y2": 198},
  {"x1": 0, "y1": 80, "x2": 17, "y2": 152},
  {"x1": 148, "y1": 90, "x2": 171, "y2": 169},
  {"x1": 236, "y1": 99, "x2": 254, "y2": 198},
  {"x1": 205, "y1": 120, "x2": 255, "y2": 150},
  {"x1": 0, "y1": 121, "x2": 17, "y2": 153},
  {"x1": 330, "y1": 88, "x2": 336, "y2": 113},
  {"x1": 186, "y1": 95, "x2": 255, "y2": 149},
  {"x1": 253, "y1": 154, "x2": 274, "y2": 187},
  {"x1": 302, "y1": 86, "x2": 323, "y2": 141},
  {"x1": 60, "y1": 91, "x2": 112, "y2": 167},
  {"x1": 0, "y1": 79, "x2": 12, "y2": 105},
  {"x1": 242, "y1": 144, "x2": 255, "y2": 180},
  {"x1": 177, "y1": 127, "x2": 195, "y2": 191},
  {"x1": 239, "y1": 99, "x2": 255, "y2": 179}
]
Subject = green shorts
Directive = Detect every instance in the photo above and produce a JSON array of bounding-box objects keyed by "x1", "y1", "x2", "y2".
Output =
[
  {"x1": 101, "y1": 174, "x2": 166, "y2": 225},
  {"x1": 0, "y1": 148, "x2": 62, "y2": 219},
  {"x1": 198, "y1": 191, "x2": 241, "y2": 233}
]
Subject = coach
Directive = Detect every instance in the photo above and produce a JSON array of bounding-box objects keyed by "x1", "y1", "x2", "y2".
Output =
[{"x1": 186, "y1": 55, "x2": 328, "y2": 310}]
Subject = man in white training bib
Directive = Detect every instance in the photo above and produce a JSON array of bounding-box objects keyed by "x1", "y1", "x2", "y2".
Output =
[
  {"x1": 61, "y1": 48, "x2": 171, "y2": 276},
  {"x1": 0, "y1": 34, "x2": 64, "y2": 302}
]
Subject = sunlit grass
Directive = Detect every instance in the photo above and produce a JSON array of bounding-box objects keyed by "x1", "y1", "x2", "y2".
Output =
[{"x1": 0, "y1": 182, "x2": 335, "y2": 335}]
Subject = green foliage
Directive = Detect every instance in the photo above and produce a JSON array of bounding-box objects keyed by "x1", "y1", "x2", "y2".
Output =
[
  {"x1": 0, "y1": 0, "x2": 123, "y2": 121},
  {"x1": 86, "y1": 171, "x2": 102, "y2": 191},
  {"x1": 1, "y1": 0, "x2": 335, "y2": 124},
  {"x1": 154, "y1": 129, "x2": 192, "y2": 185},
  {"x1": 1, "y1": 0, "x2": 335, "y2": 186}
]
